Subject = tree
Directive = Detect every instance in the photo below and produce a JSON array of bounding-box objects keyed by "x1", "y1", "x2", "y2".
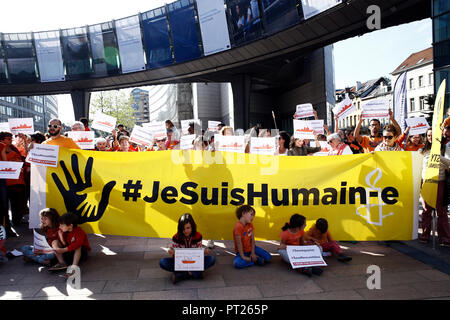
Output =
[{"x1": 90, "y1": 91, "x2": 136, "y2": 130}]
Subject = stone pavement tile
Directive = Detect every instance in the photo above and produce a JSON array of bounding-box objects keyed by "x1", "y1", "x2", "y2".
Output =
[
  {"x1": 410, "y1": 280, "x2": 450, "y2": 298},
  {"x1": 327, "y1": 264, "x2": 373, "y2": 277},
  {"x1": 0, "y1": 284, "x2": 43, "y2": 299},
  {"x1": 214, "y1": 255, "x2": 235, "y2": 265},
  {"x1": 198, "y1": 285, "x2": 263, "y2": 300},
  {"x1": 356, "y1": 285, "x2": 428, "y2": 300},
  {"x1": 133, "y1": 289, "x2": 198, "y2": 300},
  {"x1": 66, "y1": 293, "x2": 133, "y2": 300},
  {"x1": 91, "y1": 245, "x2": 124, "y2": 254},
  {"x1": 416, "y1": 269, "x2": 450, "y2": 281},
  {"x1": 164, "y1": 274, "x2": 226, "y2": 290},
  {"x1": 16, "y1": 269, "x2": 67, "y2": 285},
  {"x1": 80, "y1": 266, "x2": 139, "y2": 281},
  {"x1": 258, "y1": 278, "x2": 323, "y2": 298},
  {"x1": 104, "y1": 237, "x2": 150, "y2": 246},
  {"x1": 138, "y1": 267, "x2": 169, "y2": 279},
  {"x1": 259, "y1": 295, "x2": 299, "y2": 300},
  {"x1": 34, "y1": 281, "x2": 107, "y2": 298},
  {"x1": 296, "y1": 289, "x2": 365, "y2": 300},
  {"x1": 377, "y1": 271, "x2": 431, "y2": 288},
  {"x1": 0, "y1": 274, "x2": 26, "y2": 286},
  {"x1": 103, "y1": 278, "x2": 166, "y2": 293},
  {"x1": 144, "y1": 251, "x2": 168, "y2": 260},
  {"x1": 313, "y1": 275, "x2": 369, "y2": 292}
]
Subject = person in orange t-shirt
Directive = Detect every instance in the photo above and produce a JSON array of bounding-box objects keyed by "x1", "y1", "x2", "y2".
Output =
[
  {"x1": 42, "y1": 119, "x2": 80, "y2": 149},
  {"x1": 233, "y1": 205, "x2": 271, "y2": 269},
  {"x1": 306, "y1": 218, "x2": 351, "y2": 262}
]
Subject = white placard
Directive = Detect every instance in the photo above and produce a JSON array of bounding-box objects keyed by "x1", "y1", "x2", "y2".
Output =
[
  {"x1": 293, "y1": 120, "x2": 315, "y2": 139},
  {"x1": 405, "y1": 117, "x2": 430, "y2": 135},
  {"x1": 312, "y1": 141, "x2": 332, "y2": 156},
  {"x1": 0, "y1": 122, "x2": 10, "y2": 132},
  {"x1": 129, "y1": 125, "x2": 154, "y2": 146},
  {"x1": 207, "y1": 121, "x2": 222, "y2": 132},
  {"x1": 332, "y1": 98, "x2": 355, "y2": 120},
  {"x1": 34, "y1": 32, "x2": 65, "y2": 82},
  {"x1": 26, "y1": 144, "x2": 60, "y2": 167},
  {"x1": 216, "y1": 135, "x2": 246, "y2": 153},
  {"x1": 115, "y1": 15, "x2": 146, "y2": 73},
  {"x1": 8, "y1": 118, "x2": 34, "y2": 135},
  {"x1": 91, "y1": 112, "x2": 117, "y2": 133},
  {"x1": 250, "y1": 137, "x2": 276, "y2": 155},
  {"x1": 310, "y1": 120, "x2": 324, "y2": 135},
  {"x1": 286, "y1": 245, "x2": 327, "y2": 268},
  {"x1": 301, "y1": 0, "x2": 342, "y2": 20},
  {"x1": 0, "y1": 161, "x2": 23, "y2": 180},
  {"x1": 181, "y1": 119, "x2": 202, "y2": 135},
  {"x1": 33, "y1": 230, "x2": 54, "y2": 254},
  {"x1": 174, "y1": 248, "x2": 205, "y2": 271},
  {"x1": 67, "y1": 131, "x2": 95, "y2": 150},
  {"x1": 143, "y1": 121, "x2": 167, "y2": 140},
  {"x1": 180, "y1": 134, "x2": 196, "y2": 150},
  {"x1": 295, "y1": 103, "x2": 315, "y2": 119},
  {"x1": 361, "y1": 100, "x2": 390, "y2": 119},
  {"x1": 196, "y1": 0, "x2": 231, "y2": 56}
]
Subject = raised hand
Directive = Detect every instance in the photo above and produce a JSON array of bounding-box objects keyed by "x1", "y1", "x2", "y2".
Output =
[{"x1": 51, "y1": 154, "x2": 116, "y2": 224}]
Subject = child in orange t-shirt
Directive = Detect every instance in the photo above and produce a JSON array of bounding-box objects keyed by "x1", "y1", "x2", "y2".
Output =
[
  {"x1": 306, "y1": 218, "x2": 352, "y2": 262},
  {"x1": 278, "y1": 214, "x2": 322, "y2": 277},
  {"x1": 233, "y1": 205, "x2": 271, "y2": 269}
]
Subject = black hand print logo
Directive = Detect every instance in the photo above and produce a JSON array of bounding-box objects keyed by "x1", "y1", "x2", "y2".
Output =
[{"x1": 52, "y1": 154, "x2": 116, "y2": 224}]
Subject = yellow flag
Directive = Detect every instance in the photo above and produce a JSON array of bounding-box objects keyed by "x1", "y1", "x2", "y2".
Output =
[{"x1": 421, "y1": 79, "x2": 447, "y2": 208}]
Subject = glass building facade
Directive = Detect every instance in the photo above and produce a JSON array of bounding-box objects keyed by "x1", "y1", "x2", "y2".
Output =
[{"x1": 433, "y1": 0, "x2": 450, "y2": 108}]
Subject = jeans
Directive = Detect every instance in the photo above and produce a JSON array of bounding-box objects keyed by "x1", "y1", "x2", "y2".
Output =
[
  {"x1": 160, "y1": 255, "x2": 216, "y2": 279},
  {"x1": 233, "y1": 246, "x2": 271, "y2": 269},
  {"x1": 21, "y1": 245, "x2": 56, "y2": 265}
]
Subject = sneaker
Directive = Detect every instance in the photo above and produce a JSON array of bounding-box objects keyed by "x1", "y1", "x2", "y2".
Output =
[
  {"x1": 300, "y1": 267, "x2": 312, "y2": 277},
  {"x1": 337, "y1": 254, "x2": 352, "y2": 262},
  {"x1": 312, "y1": 267, "x2": 323, "y2": 276},
  {"x1": 48, "y1": 263, "x2": 68, "y2": 271}
]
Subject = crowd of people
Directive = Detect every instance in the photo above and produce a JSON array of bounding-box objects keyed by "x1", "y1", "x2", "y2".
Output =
[{"x1": 1, "y1": 110, "x2": 450, "y2": 277}]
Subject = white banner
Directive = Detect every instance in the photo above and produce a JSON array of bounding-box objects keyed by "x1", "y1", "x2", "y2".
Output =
[
  {"x1": 91, "y1": 112, "x2": 117, "y2": 133},
  {"x1": 216, "y1": 135, "x2": 246, "y2": 153},
  {"x1": 310, "y1": 120, "x2": 324, "y2": 135},
  {"x1": 0, "y1": 161, "x2": 23, "y2": 180},
  {"x1": 301, "y1": 0, "x2": 342, "y2": 20},
  {"x1": 26, "y1": 144, "x2": 59, "y2": 167},
  {"x1": 207, "y1": 121, "x2": 222, "y2": 132},
  {"x1": 8, "y1": 118, "x2": 34, "y2": 135},
  {"x1": 68, "y1": 131, "x2": 95, "y2": 150},
  {"x1": 0, "y1": 122, "x2": 9, "y2": 132},
  {"x1": 33, "y1": 230, "x2": 54, "y2": 254},
  {"x1": 174, "y1": 248, "x2": 204, "y2": 271},
  {"x1": 333, "y1": 98, "x2": 355, "y2": 120},
  {"x1": 286, "y1": 245, "x2": 327, "y2": 268},
  {"x1": 115, "y1": 15, "x2": 146, "y2": 73},
  {"x1": 394, "y1": 72, "x2": 408, "y2": 132},
  {"x1": 143, "y1": 121, "x2": 167, "y2": 140},
  {"x1": 34, "y1": 32, "x2": 65, "y2": 82},
  {"x1": 129, "y1": 125, "x2": 154, "y2": 147},
  {"x1": 293, "y1": 120, "x2": 315, "y2": 139},
  {"x1": 180, "y1": 134, "x2": 196, "y2": 150},
  {"x1": 405, "y1": 117, "x2": 430, "y2": 135},
  {"x1": 312, "y1": 141, "x2": 332, "y2": 156},
  {"x1": 361, "y1": 100, "x2": 390, "y2": 119},
  {"x1": 250, "y1": 137, "x2": 277, "y2": 155},
  {"x1": 295, "y1": 103, "x2": 315, "y2": 119},
  {"x1": 196, "y1": 0, "x2": 231, "y2": 56}
]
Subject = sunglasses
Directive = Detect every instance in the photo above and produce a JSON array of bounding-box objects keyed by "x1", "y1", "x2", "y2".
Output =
[
  {"x1": 445, "y1": 126, "x2": 450, "y2": 130},
  {"x1": 383, "y1": 135, "x2": 394, "y2": 140},
  {"x1": 48, "y1": 124, "x2": 59, "y2": 129}
]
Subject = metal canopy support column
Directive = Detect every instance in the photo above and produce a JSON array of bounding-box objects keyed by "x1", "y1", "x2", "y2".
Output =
[
  {"x1": 70, "y1": 90, "x2": 91, "y2": 121},
  {"x1": 231, "y1": 74, "x2": 251, "y2": 130}
]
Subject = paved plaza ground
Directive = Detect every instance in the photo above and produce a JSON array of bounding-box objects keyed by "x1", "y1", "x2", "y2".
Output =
[{"x1": 1, "y1": 222, "x2": 450, "y2": 301}]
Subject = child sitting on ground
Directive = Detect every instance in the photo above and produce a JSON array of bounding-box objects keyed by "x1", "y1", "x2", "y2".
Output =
[
  {"x1": 159, "y1": 213, "x2": 216, "y2": 284},
  {"x1": 278, "y1": 214, "x2": 322, "y2": 277},
  {"x1": 306, "y1": 218, "x2": 352, "y2": 262},
  {"x1": 22, "y1": 208, "x2": 60, "y2": 267},
  {"x1": 233, "y1": 204, "x2": 271, "y2": 269},
  {"x1": 48, "y1": 212, "x2": 91, "y2": 272}
]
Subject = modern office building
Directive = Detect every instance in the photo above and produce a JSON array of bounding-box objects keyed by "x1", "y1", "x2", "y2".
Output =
[
  {"x1": 131, "y1": 88, "x2": 150, "y2": 126},
  {"x1": 0, "y1": 95, "x2": 58, "y2": 133}
]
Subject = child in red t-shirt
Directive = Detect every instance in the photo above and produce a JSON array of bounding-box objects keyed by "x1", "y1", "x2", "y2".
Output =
[
  {"x1": 278, "y1": 214, "x2": 323, "y2": 277},
  {"x1": 49, "y1": 212, "x2": 91, "y2": 272},
  {"x1": 233, "y1": 205, "x2": 271, "y2": 269}
]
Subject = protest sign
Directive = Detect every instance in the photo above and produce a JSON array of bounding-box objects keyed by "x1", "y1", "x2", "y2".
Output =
[
  {"x1": 181, "y1": 119, "x2": 202, "y2": 135},
  {"x1": 174, "y1": 248, "x2": 205, "y2": 271},
  {"x1": 68, "y1": 131, "x2": 95, "y2": 150},
  {"x1": 143, "y1": 121, "x2": 167, "y2": 140},
  {"x1": 8, "y1": 118, "x2": 34, "y2": 135},
  {"x1": 0, "y1": 161, "x2": 23, "y2": 179},
  {"x1": 207, "y1": 121, "x2": 221, "y2": 132},
  {"x1": 26, "y1": 144, "x2": 59, "y2": 167},
  {"x1": 180, "y1": 134, "x2": 196, "y2": 150},
  {"x1": 216, "y1": 135, "x2": 246, "y2": 153},
  {"x1": 33, "y1": 230, "x2": 54, "y2": 254},
  {"x1": 293, "y1": 120, "x2": 315, "y2": 139},
  {"x1": 91, "y1": 112, "x2": 117, "y2": 133},
  {"x1": 130, "y1": 125, "x2": 154, "y2": 147},
  {"x1": 286, "y1": 245, "x2": 327, "y2": 268},
  {"x1": 312, "y1": 141, "x2": 332, "y2": 156},
  {"x1": 361, "y1": 100, "x2": 390, "y2": 119},
  {"x1": 405, "y1": 117, "x2": 430, "y2": 135},
  {"x1": 295, "y1": 103, "x2": 315, "y2": 119},
  {"x1": 250, "y1": 137, "x2": 277, "y2": 155},
  {"x1": 333, "y1": 98, "x2": 355, "y2": 120},
  {"x1": 310, "y1": 120, "x2": 324, "y2": 135}
]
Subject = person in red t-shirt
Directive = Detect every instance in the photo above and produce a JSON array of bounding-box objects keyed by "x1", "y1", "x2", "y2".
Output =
[
  {"x1": 49, "y1": 212, "x2": 90, "y2": 272},
  {"x1": 233, "y1": 205, "x2": 271, "y2": 269}
]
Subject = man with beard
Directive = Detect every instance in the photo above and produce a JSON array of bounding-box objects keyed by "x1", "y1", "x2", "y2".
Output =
[{"x1": 42, "y1": 119, "x2": 80, "y2": 149}]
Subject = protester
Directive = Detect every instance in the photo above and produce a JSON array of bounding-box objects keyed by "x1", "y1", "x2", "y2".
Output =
[
  {"x1": 79, "y1": 118, "x2": 90, "y2": 131},
  {"x1": 278, "y1": 214, "x2": 322, "y2": 277},
  {"x1": 374, "y1": 124, "x2": 403, "y2": 151},
  {"x1": 42, "y1": 119, "x2": 80, "y2": 149},
  {"x1": 233, "y1": 204, "x2": 271, "y2": 269},
  {"x1": 327, "y1": 133, "x2": 353, "y2": 155},
  {"x1": 71, "y1": 121, "x2": 85, "y2": 132},
  {"x1": 398, "y1": 127, "x2": 424, "y2": 151},
  {"x1": 344, "y1": 128, "x2": 363, "y2": 154},
  {"x1": 95, "y1": 137, "x2": 109, "y2": 151},
  {"x1": 117, "y1": 135, "x2": 133, "y2": 152},
  {"x1": 0, "y1": 140, "x2": 12, "y2": 239},
  {"x1": 159, "y1": 213, "x2": 215, "y2": 284},
  {"x1": 166, "y1": 129, "x2": 179, "y2": 150},
  {"x1": 165, "y1": 120, "x2": 180, "y2": 141},
  {"x1": 306, "y1": 218, "x2": 352, "y2": 262},
  {"x1": 277, "y1": 131, "x2": 291, "y2": 156},
  {"x1": 0, "y1": 224, "x2": 7, "y2": 263},
  {"x1": 288, "y1": 136, "x2": 321, "y2": 156},
  {"x1": 22, "y1": 208, "x2": 60, "y2": 267}
]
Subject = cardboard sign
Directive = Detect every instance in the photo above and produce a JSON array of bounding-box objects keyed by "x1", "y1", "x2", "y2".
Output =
[
  {"x1": 143, "y1": 121, "x2": 167, "y2": 140},
  {"x1": 129, "y1": 125, "x2": 154, "y2": 146},
  {"x1": 333, "y1": 98, "x2": 355, "y2": 120},
  {"x1": 68, "y1": 131, "x2": 95, "y2": 150},
  {"x1": 26, "y1": 144, "x2": 59, "y2": 167},
  {"x1": 207, "y1": 121, "x2": 222, "y2": 132},
  {"x1": 0, "y1": 161, "x2": 23, "y2": 180},
  {"x1": 286, "y1": 245, "x2": 327, "y2": 268},
  {"x1": 8, "y1": 118, "x2": 34, "y2": 135},
  {"x1": 405, "y1": 117, "x2": 430, "y2": 135},
  {"x1": 361, "y1": 100, "x2": 390, "y2": 119},
  {"x1": 33, "y1": 230, "x2": 54, "y2": 254},
  {"x1": 180, "y1": 134, "x2": 196, "y2": 150},
  {"x1": 216, "y1": 135, "x2": 246, "y2": 153},
  {"x1": 295, "y1": 103, "x2": 315, "y2": 119},
  {"x1": 250, "y1": 137, "x2": 277, "y2": 155},
  {"x1": 91, "y1": 112, "x2": 117, "y2": 133},
  {"x1": 174, "y1": 248, "x2": 205, "y2": 271},
  {"x1": 293, "y1": 120, "x2": 315, "y2": 140}
]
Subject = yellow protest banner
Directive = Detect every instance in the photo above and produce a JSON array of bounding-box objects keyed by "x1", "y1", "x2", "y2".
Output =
[
  {"x1": 421, "y1": 79, "x2": 447, "y2": 208},
  {"x1": 30, "y1": 147, "x2": 422, "y2": 241}
]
